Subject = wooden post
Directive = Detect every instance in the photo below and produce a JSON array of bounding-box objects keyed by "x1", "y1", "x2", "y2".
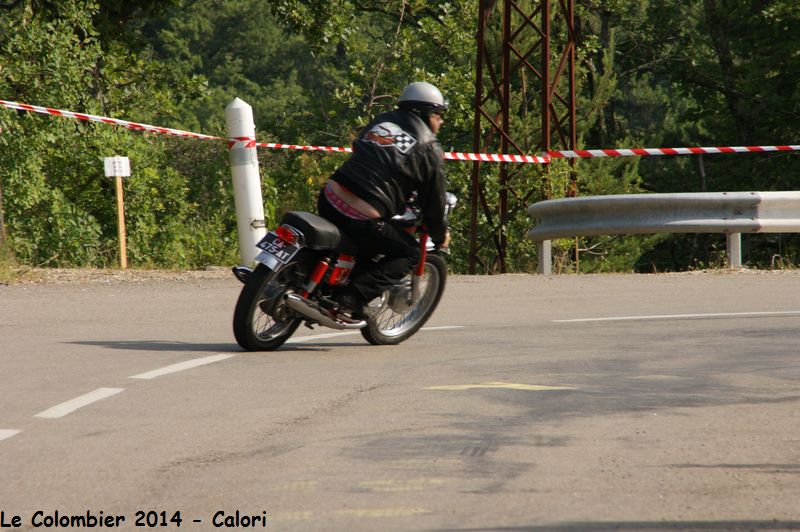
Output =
[
  {"x1": 0, "y1": 174, "x2": 6, "y2": 246},
  {"x1": 114, "y1": 175, "x2": 127, "y2": 269},
  {"x1": 0, "y1": 123, "x2": 6, "y2": 247},
  {"x1": 104, "y1": 156, "x2": 131, "y2": 270}
]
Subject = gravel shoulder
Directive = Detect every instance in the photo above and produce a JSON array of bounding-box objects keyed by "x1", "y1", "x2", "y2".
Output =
[{"x1": 2, "y1": 265, "x2": 798, "y2": 286}]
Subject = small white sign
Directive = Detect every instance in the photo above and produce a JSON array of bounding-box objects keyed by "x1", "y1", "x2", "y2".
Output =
[{"x1": 104, "y1": 156, "x2": 131, "y2": 177}]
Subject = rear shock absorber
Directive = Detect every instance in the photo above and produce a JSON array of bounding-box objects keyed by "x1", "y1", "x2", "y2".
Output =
[
  {"x1": 301, "y1": 258, "x2": 330, "y2": 297},
  {"x1": 328, "y1": 254, "x2": 356, "y2": 286}
]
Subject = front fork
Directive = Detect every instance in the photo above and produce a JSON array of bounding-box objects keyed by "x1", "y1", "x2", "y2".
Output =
[{"x1": 412, "y1": 233, "x2": 429, "y2": 302}]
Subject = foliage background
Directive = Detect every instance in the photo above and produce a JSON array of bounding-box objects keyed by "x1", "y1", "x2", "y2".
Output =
[{"x1": 1, "y1": 0, "x2": 798, "y2": 273}]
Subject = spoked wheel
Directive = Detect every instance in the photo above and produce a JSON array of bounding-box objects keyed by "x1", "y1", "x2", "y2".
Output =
[
  {"x1": 361, "y1": 253, "x2": 447, "y2": 345},
  {"x1": 233, "y1": 260, "x2": 308, "y2": 351}
]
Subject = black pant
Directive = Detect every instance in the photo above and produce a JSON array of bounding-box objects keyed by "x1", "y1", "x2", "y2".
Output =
[{"x1": 318, "y1": 191, "x2": 421, "y2": 303}]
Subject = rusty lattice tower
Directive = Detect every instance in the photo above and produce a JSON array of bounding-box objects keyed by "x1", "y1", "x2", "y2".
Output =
[{"x1": 469, "y1": 0, "x2": 577, "y2": 273}]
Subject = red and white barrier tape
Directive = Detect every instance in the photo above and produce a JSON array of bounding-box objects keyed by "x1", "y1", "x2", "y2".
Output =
[
  {"x1": 234, "y1": 139, "x2": 551, "y2": 163},
  {"x1": 547, "y1": 146, "x2": 800, "y2": 158},
  {"x1": 0, "y1": 99, "x2": 220, "y2": 141},
  {"x1": 3, "y1": 99, "x2": 798, "y2": 163},
  {"x1": 444, "y1": 151, "x2": 550, "y2": 163},
  {"x1": 255, "y1": 141, "x2": 352, "y2": 154}
]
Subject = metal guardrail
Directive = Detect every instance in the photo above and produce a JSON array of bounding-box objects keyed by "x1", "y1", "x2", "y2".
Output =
[{"x1": 527, "y1": 192, "x2": 800, "y2": 274}]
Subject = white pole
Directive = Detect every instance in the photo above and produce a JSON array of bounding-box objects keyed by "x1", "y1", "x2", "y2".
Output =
[
  {"x1": 537, "y1": 240, "x2": 552, "y2": 275},
  {"x1": 225, "y1": 98, "x2": 266, "y2": 266},
  {"x1": 727, "y1": 232, "x2": 742, "y2": 268}
]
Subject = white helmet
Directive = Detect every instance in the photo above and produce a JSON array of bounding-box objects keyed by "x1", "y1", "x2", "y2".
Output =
[{"x1": 398, "y1": 82, "x2": 449, "y2": 116}]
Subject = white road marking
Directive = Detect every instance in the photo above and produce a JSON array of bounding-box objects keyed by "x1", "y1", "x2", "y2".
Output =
[
  {"x1": 129, "y1": 354, "x2": 234, "y2": 380},
  {"x1": 0, "y1": 429, "x2": 21, "y2": 441},
  {"x1": 34, "y1": 388, "x2": 124, "y2": 419},
  {"x1": 124, "y1": 326, "x2": 462, "y2": 380},
  {"x1": 553, "y1": 310, "x2": 800, "y2": 323},
  {"x1": 287, "y1": 325, "x2": 464, "y2": 344}
]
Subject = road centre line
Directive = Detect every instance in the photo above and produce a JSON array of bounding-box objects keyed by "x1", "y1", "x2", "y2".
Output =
[
  {"x1": 124, "y1": 326, "x2": 463, "y2": 379},
  {"x1": 287, "y1": 325, "x2": 465, "y2": 344},
  {"x1": 0, "y1": 429, "x2": 21, "y2": 441},
  {"x1": 129, "y1": 354, "x2": 234, "y2": 380},
  {"x1": 34, "y1": 388, "x2": 124, "y2": 419},
  {"x1": 553, "y1": 310, "x2": 800, "y2": 323}
]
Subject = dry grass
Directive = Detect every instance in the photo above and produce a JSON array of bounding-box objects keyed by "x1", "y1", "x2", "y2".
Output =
[
  {"x1": 0, "y1": 240, "x2": 19, "y2": 284},
  {"x1": 2, "y1": 266, "x2": 234, "y2": 285}
]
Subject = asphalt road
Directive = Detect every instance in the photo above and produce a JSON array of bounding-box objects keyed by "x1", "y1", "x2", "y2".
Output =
[{"x1": 2, "y1": 271, "x2": 800, "y2": 531}]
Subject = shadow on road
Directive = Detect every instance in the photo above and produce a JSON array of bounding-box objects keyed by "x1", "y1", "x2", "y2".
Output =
[
  {"x1": 70, "y1": 339, "x2": 240, "y2": 352},
  {"x1": 68, "y1": 339, "x2": 368, "y2": 353},
  {"x1": 437, "y1": 520, "x2": 800, "y2": 531}
]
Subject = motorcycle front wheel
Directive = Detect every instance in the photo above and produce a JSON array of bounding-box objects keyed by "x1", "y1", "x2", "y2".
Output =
[
  {"x1": 232, "y1": 260, "x2": 307, "y2": 351},
  {"x1": 361, "y1": 253, "x2": 447, "y2": 346}
]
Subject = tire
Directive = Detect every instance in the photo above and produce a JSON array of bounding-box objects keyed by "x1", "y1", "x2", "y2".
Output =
[
  {"x1": 361, "y1": 253, "x2": 447, "y2": 346},
  {"x1": 233, "y1": 260, "x2": 308, "y2": 351}
]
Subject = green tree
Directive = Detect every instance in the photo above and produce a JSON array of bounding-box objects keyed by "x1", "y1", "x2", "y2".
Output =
[
  {"x1": 3, "y1": 0, "x2": 798, "y2": 273},
  {"x1": 567, "y1": 0, "x2": 800, "y2": 271},
  {"x1": 0, "y1": 0, "x2": 235, "y2": 268}
]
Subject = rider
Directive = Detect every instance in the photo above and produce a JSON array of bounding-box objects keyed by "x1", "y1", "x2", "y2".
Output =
[{"x1": 317, "y1": 81, "x2": 451, "y2": 316}]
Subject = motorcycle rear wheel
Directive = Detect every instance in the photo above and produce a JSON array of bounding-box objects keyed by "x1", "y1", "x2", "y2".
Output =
[
  {"x1": 361, "y1": 253, "x2": 447, "y2": 345},
  {"x1": 233, "y1": 261, "x2": 305, "y2": 351}
]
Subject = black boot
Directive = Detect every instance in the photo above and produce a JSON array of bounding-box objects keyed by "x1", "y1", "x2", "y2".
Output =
[{"x1": 336, "y1": 288, "x2": 367, "y2": 319}]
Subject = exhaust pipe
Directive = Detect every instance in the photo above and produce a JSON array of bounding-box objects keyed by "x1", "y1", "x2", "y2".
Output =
[{"x1": 285, "y1": 293, "x2": 366, "y2": 330}]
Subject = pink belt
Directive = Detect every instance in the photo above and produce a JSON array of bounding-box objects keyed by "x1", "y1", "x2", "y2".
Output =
[{"x1": 324, "y1": 182, "x2": 372, "y2": 221}]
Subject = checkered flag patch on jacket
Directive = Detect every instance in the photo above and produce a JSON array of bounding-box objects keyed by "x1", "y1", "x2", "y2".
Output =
[{"x1": 363, "y1": 122, "x2": 417, "y2": 153}]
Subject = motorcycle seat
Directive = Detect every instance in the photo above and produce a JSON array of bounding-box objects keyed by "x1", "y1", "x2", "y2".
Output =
[{"x1": 281, "y1": 211, "x2": 342, "y2": 250}]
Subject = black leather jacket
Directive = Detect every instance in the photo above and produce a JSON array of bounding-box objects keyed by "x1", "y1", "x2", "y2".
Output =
[{"x1": 331, "y1": 108, "x2": 448, "y2": 244}]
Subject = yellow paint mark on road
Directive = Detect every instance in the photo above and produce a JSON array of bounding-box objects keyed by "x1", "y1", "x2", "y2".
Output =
[
  {"x1": 336, "y1": 508, "x2": 430, "y2": 518},
  {"x1": 426, "y1": 381, "x2": 576, "y2": 391},
  {"x1": 271, "y1": 480, "x2": 318, "y2": 492},
  {"x1": 269, "y1": 511, "x2": 313, "y2": 521},
  {"x1": 390, "y1": 458, "x2": 462, "y2": 466},
  {"x1": 359, "y1": 478, "x2": 446, "y2": 492}
]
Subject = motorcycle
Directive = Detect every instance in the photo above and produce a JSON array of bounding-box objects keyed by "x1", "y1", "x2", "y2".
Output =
[{"x1": 231, "y1": 193, "x2": 457, "y2": 351}]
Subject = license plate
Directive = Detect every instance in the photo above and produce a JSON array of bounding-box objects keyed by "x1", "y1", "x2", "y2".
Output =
[{"x1": 256, "y1": 232, "x2": 299, "y2": 264}]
